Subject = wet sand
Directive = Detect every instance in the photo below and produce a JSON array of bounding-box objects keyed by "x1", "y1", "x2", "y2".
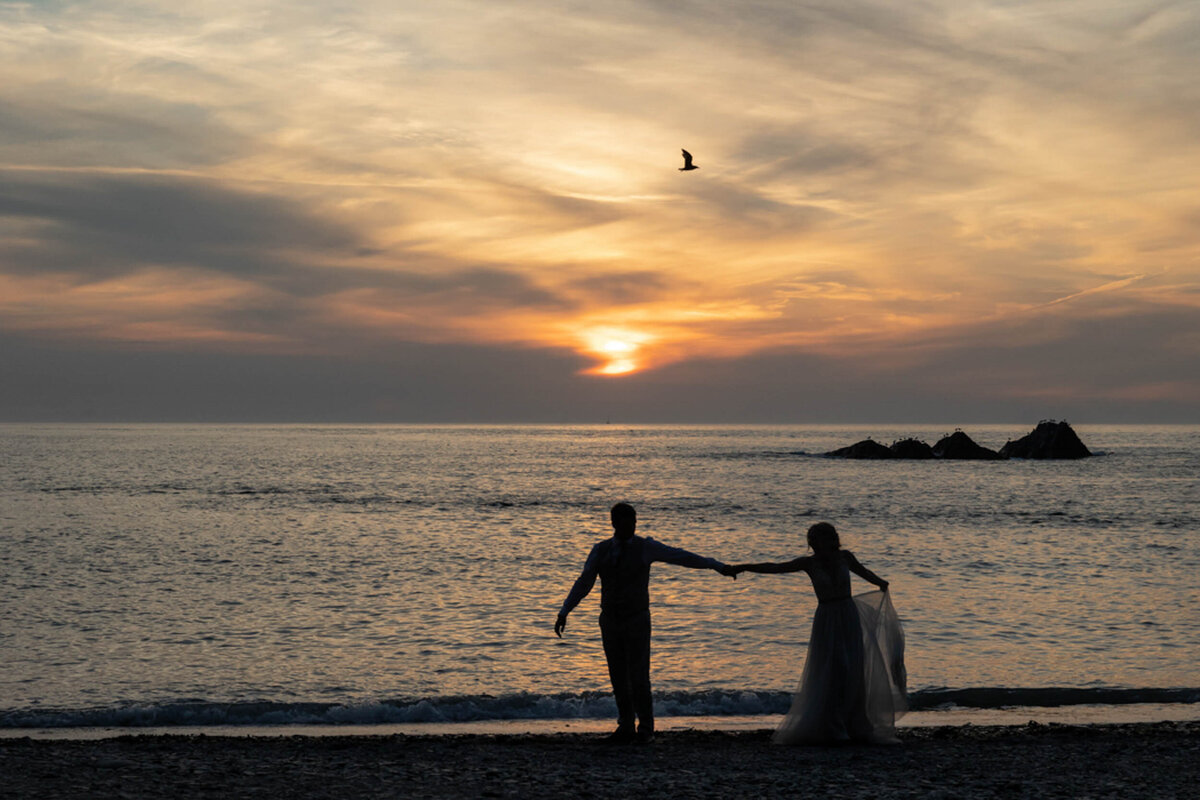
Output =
[{"x1": 1, "y1": 721, "x2": 1197, "y2": 799}]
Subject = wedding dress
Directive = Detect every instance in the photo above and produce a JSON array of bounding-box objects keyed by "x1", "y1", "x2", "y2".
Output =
[{"x1": 773, "y1": 556, "x2": 907, "y2": 745}]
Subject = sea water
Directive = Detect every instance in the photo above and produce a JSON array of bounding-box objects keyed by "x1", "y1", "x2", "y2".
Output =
[{"x1": 1, "y1": 424, "x2": 1197, "y2": 732}]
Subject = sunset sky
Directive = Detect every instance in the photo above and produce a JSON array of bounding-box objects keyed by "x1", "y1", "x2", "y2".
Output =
[{"x1": 2, "y1": 1, "x2": 1198, "y2": 422}]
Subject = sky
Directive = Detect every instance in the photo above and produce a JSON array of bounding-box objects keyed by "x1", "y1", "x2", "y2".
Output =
[{"x1": 1, "y1": 0, "x2": 1198, "y2": 422}]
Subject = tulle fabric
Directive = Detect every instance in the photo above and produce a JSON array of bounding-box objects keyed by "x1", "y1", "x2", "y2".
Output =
[{"x1": 773, "y1": 590, "x2": 907, "y2": 745}]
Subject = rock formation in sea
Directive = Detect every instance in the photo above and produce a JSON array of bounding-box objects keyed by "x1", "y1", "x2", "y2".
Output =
[
  {"x1": 825, "y1": 422, "x2": 1092, "y2": 461},
  {"x1": 825, "y1": 439, "x2": 894, "y2": 459},
  {"x1": 999, "y1": 420, "x2": 1092, "y2": 459},
  {"x1": 931, "y1": 430, "x2": 1004, "y2": 460},
  {"x1": 890, "y1": 438, "x2": 935, "y2": 459}
]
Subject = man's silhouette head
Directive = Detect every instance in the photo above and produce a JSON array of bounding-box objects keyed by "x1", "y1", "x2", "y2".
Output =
[{"x1": 611, "y1": 502, "x2": 637, "y2": 541}]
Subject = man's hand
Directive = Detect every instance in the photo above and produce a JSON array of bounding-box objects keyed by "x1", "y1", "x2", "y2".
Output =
[
  {"x1": 718, "y1": 564, "x2": 739, "y2": 580},
  {"x1": 554, "y1": 613, "x2": 567, "y2": 638}
]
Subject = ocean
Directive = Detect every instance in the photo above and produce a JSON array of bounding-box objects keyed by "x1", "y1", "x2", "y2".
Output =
[{"x1": 1, "y1": 423, "x2": 1197, "y2": 733}]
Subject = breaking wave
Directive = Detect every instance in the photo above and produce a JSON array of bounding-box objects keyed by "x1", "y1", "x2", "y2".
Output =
[{"x1": 4, "y1": 687, "x2": 1197, "y2": 729}]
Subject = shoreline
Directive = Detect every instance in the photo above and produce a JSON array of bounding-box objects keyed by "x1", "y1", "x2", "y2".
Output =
[
  {"x1": 1, "y1": 721, "x2": 1197, "y2": 799},
  {"x1": 4, "y1": 700, "x2": 1199, "y2": 741}
]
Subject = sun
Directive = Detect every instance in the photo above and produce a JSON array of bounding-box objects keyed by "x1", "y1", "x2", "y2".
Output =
[
  {"x1": 597, "y1": 358, "x2": 638, "y2": 375},
  {"x1": 580, "y1": 328, "x2": 651, "y2": 376},
  {"x1": 599, "y1": 338, "x2": 635, "y2": 355}
]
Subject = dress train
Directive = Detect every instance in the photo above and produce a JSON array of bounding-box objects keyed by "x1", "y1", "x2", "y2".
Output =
[{"x1": 773, "y1": 590, "x2": 907, "y2": 745}]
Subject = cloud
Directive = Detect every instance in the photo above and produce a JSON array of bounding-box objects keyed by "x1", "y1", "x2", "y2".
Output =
[
  {"x1": 0, "y1": 169, "x2": 583, "y2": 348},
  {"x1": 563, "y1": 270, "x2": 684, "y2": 307},
  {"x1": 4, "y1": 293, "x2": 1195, "y2": 423},
  {"x1": 0, "y1": 170, "x2": 356, "y2": 279},
  {"x1": 0, "y1": 90, "x2": 248, "y2": 170}
]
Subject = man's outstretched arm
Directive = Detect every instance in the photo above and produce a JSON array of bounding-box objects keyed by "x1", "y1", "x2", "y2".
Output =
[
  {"x1": 644, "y1": 538, "x2": 732, "y2": 576},
  {"x1": 555, "y1": 544, "x2": 601, "y2": 637}
]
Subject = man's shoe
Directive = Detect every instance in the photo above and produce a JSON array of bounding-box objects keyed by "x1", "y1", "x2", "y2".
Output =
[
  {"x1": 602, "y1": 727, "x2": 635, "y2": 745},
  {"x1": 635, "y1": 727, "x2": 655, "y2": 744}
]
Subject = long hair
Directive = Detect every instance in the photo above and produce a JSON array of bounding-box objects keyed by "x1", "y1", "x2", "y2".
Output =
[{"x1": 806, "y1": 522, "x2": 840, "y2": 555}]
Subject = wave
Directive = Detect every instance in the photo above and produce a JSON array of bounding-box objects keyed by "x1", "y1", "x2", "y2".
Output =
[{"x1": 3, "y1": 687, "x2": 1197, "y2": 729}]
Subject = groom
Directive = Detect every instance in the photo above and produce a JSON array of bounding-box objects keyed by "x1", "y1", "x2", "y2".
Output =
[{"x1": 555, "y1": 502, "x2": 734, "y2": 743}]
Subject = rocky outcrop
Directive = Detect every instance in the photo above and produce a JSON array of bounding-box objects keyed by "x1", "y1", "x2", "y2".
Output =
[
  {"x1": 932, "y1": 431, "x2": 1003, "y2": 460},
  {"x1": 890, "y1": 438, "x2": 935, "y2": 459},
  {"x1": 824, "y1": 422, "x2": 1092, "y2": 461},
  {"x1": 825, "y1": 439, "x2": 894, "y2": 459},
  {"x1": 999, "y1": 420, "x2": 1092, "y2": 459}
]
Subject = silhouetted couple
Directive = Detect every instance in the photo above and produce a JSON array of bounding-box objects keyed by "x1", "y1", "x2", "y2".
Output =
[{"x1": 555, "y1": 503, "x2": 906, "y2": 745}]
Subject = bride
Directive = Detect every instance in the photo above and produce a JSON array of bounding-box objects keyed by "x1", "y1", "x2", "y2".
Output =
[{"x1": 729, "y1": 522, "x2": 907, "y2": 744}]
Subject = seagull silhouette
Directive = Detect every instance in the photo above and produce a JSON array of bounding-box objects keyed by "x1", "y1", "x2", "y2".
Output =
[{"x1": 679, "y1": 149, "x2": 698, "y2": 171}]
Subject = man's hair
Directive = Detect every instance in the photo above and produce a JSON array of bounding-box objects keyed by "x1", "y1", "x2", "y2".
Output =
[{"x1": 610, "y1": 502, "x2": 636, "y2": 524}]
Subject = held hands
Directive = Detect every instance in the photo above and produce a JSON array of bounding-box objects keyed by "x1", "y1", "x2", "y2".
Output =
[
  {"x1": 554, "y1": 613, "x2": 567, "y2": 638},
  {"x1": 718, "y1": 564, "x2": 741, "y2": 579}
]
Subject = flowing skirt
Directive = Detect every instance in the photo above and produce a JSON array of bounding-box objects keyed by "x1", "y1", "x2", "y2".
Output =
[{"x1": 773, "y1": 590, "x2": 907, "y2": 745}]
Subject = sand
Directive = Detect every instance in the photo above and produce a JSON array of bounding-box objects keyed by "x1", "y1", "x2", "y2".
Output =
[{"x1": 1, "y1": 721, "x2": 1197, "y2": 799}]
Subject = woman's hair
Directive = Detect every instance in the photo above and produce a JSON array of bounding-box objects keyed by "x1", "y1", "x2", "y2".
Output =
[{"x1": 806, "y1": 522, "x2": 840, "y2": 553}]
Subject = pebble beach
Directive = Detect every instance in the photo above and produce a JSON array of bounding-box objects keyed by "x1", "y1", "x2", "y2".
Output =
[{"x1": 2, "y1": 721, "x2": 1197, "y2": 799}]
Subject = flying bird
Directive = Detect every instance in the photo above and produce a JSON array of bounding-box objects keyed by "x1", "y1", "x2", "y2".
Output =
[{"x1": 679, "y1": 149, "x2": 698, "y2": 171}]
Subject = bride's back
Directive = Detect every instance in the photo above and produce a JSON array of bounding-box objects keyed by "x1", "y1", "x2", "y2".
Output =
[{"x1": 803, "y1": 553, "x2": 852, "y2": 601}]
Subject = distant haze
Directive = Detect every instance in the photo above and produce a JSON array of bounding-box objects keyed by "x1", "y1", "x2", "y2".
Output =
[{"x1": 2, "y1": 2, "x2": 1197, "y2": 422}]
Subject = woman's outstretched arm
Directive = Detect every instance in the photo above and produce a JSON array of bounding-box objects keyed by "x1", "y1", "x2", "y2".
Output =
[
  {"x1": 844, "y1": 550, "x2": 889, "y2": 590},
  {"x1": 730, "y1": 557, "x2": 807, "y2": 575}
]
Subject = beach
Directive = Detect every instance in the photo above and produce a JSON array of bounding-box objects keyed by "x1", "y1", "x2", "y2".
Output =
[{"x1": 2, "y1": 721, "x2": 1197, "y2": 799}]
